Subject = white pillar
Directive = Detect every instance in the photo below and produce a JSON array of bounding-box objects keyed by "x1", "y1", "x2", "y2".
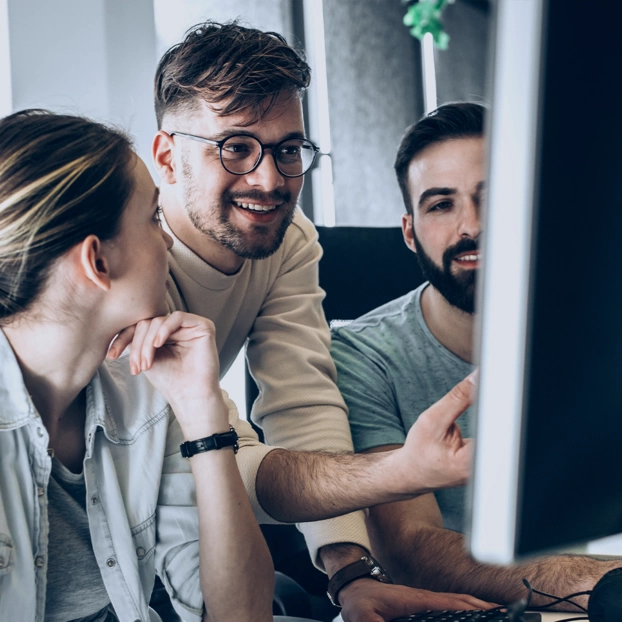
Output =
[
  {"x1": 0, "y1": 0, "x2": 12, "y2": 118},
  {"x1": 5, "y1": 0, "x2": 158, "y2": 173}
]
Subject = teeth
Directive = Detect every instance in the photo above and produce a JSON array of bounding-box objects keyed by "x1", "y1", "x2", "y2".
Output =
[
  {"x1": 234, "y1": 201, "x2": 277, "y2": 212},
  {"x1": 457, "y1": 253, "x2": 481, "y2": 261}
]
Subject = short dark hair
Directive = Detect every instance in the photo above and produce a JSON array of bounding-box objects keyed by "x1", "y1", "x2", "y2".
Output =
[
  {"x1": 395, "y1": 102, "x2": 485, "y2": 215},
  {"x1": 0, "y1": 109, "x2": 134, "y2": 323},
  {"x1": 154, "y1": 20, "x2": 311, "y2": 128}
]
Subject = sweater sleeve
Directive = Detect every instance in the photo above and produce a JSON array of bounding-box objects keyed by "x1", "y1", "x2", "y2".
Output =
[{"x1": 246, "y1": 211, "x2": 371, "y2": 568}]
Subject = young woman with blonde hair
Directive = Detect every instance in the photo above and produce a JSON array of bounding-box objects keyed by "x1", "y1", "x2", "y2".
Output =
[{"x1": 0, "y1": 110, "x2": 276, "y2": 622}]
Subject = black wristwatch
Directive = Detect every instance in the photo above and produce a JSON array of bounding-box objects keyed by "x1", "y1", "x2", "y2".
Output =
[
  {"x1": 326, "y1": 555, "x2": 392, "y2": 607},
  {"x1": 180, "y1": 426, "x2": 239, "y2": 458}
]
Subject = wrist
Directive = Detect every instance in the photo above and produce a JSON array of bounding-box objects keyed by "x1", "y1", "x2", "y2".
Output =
[
  {"x1": 320, "y1": 543, "x2": 370, "y2": 578},
  {"x1": 180, "y1": 426, "x2": 239, "y2": 458},
  {"x1": 171, "y1": 397, "x2": 230, "y2": 440},
  {"x1": 326, "y1": 554, "x2": 392, "y2": 607},
  {"x1": 385, "y1": 446, "x2": 429, "y2": 498}
]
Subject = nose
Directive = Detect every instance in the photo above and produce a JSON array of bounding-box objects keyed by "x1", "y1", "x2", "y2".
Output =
[
  {"x1": 459, "y1": 196, "x2": 481, "y2": 239},
  {"x1": 162, "y1": 228, "x2": 174, "y2": 250},
  {"x1": 244, "y1": 149, "x2": 285, "y2": 191}
]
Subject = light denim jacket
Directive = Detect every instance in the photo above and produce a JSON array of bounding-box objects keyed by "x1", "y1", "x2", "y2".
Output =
[{"x1": 0, "y1": 330, "x2": 275, "y2": 622}]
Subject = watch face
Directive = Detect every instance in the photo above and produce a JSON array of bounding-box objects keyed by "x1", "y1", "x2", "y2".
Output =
[{"x1": 363, "y1": 556, "x2": 392, "y2": 583}]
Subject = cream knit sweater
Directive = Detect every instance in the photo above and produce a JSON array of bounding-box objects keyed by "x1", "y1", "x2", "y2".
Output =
[{"x1": 164, "y1": 208, "x2": 370, "y2": 566}]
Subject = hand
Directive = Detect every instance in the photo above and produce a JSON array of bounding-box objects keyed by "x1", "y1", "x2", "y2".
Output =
[
  {"x1": 396, "y1": 372, "x2": 476, "y2": 494},
  {"x1": 108, "y1": 311, "x2": 228, "y2": 436},
  {"x1": 338, "y1": 578, "x2": 494, "y2": 622}
]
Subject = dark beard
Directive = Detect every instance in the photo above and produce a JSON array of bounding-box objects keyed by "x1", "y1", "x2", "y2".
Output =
[
  {"x1": 413, "y1": 233, "x2": 478, "y2": 314},
  {"x1": 181, "y1": 153, "x2": 296, "y2": 260},
  {"x1": 189, "y1": 188, "x2": 296, "y2": 260}
]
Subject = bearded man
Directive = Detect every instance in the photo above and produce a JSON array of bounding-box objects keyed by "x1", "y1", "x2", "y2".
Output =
[{"x1": 331, "y1": 102, "x2": 620, "y2": 611}]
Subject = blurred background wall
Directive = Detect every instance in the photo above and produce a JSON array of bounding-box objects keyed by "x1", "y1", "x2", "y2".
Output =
[{"x1": 1, "y1": 0, "x2": 491, "y2": 225}]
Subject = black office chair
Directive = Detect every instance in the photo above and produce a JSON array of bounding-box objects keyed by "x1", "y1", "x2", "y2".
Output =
[{"x1": 246, "y1": 226, "x2": 424, "y2": 622}]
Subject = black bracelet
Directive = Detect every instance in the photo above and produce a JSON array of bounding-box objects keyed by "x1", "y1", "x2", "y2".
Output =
[{"x1": 180, "y1": 426, "x2": 239, "y2": 458}]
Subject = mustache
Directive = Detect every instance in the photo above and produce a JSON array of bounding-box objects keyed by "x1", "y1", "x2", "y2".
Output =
[
  {"x1": 224, "y1": 189, "x2": 292, "y2": 205},
  {"x1": 443, "y1": 237, "x2": 480, "y2": 264}
]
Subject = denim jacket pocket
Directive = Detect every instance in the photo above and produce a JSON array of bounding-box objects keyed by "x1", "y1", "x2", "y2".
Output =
[
  {"x1": 131, "y1": 514, "x2": 156, "y2": 564},
  {"x1": 0, "y1": 533, "x2": 14, "y2": 576}
]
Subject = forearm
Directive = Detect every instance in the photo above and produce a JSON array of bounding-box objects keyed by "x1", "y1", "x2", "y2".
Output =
[
  {"x1": 190, "y1": 448, "x2": 273, "y2": 622},
  {"x1": 178, "y1": 398, "x2": 273, "y2": 622},
  {"x1": 370, "y1": 519, "x2": 616, "y2": 610},
  {"x1": 255, "y1": 447, "x2": 431, "y2": 523}
]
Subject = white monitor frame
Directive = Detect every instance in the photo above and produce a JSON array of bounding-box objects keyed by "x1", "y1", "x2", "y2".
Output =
[{"x1": 468, "y1": 0, "x2": 546, "y2": 565}]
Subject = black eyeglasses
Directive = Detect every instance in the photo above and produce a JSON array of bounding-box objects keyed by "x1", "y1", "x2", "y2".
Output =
[{"x1": 169, "y1": 131, "x2": 320, "y2": 178}]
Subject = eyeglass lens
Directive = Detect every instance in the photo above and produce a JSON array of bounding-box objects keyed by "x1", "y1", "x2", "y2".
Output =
[{"x1": 220, "y1": 136, "x2": 316, "y2": 177}]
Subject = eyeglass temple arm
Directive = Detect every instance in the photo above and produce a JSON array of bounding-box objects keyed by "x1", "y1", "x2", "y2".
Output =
[{"x1": 169, "y1": 132, "x2": 220, "y2": 147}]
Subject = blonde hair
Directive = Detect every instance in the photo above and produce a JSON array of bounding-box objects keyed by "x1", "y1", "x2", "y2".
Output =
[{"x1": 0, "y1": 110, "x2": 134, "y2": 323}]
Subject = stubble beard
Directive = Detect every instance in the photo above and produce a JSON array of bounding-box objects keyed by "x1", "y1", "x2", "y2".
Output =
[
  {"x1": 181, "y1": 155, "x2": 297, "y2": 260},
  {"x1": 413, "y1": 231, "x2": 479, "y2": 314}
]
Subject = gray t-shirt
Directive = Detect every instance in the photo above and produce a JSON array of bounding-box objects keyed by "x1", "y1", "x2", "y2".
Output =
[
  {"x1": 45, "y1": 457, "x2": 114, "y2": 622},
  {"x1": 331, "y1": 283, "x2": 474, "y2": 532}
]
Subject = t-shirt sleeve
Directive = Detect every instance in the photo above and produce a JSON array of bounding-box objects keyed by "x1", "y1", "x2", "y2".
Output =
[{"x1": 331, "y1": 327, "x2": 408, "y2": 453}]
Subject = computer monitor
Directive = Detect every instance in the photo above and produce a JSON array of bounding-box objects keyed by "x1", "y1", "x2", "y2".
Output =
[{"x1": 468, "y1": 0, "x2": 622, "y2": 564}]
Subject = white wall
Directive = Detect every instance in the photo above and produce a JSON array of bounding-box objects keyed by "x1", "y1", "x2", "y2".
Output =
[
  {"x1": 0, "y1": 0, "x2": 12, "y2": 118},
  {"x1": 5, "y1": 0, "x2": 158, "y2": 174}
]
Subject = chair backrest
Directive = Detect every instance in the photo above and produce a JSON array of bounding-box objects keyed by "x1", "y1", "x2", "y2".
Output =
[
  {"x1": 246, "y1": 225, "x2": 424, "y2": 417},
  {"x1": 316, "y1": 225, "x2": 424, "y2": 323}
]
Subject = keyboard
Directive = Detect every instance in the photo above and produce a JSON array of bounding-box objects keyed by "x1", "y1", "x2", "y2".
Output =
[{"x1": 392, "y1": 610, "x2": 542, "y2": 622}]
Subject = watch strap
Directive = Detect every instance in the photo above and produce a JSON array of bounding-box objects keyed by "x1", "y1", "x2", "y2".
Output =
[
  {"x1": 326, "y1": 555, "x2": 392, "y2": 607},
  {"x1": 180, "y1": 426, "x2": 239, "y2": 458}
]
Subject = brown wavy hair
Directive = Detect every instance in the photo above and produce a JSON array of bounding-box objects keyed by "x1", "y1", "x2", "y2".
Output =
[
  {"x1": 0, "y1": 109, "x2": 134, "y2": 323},
  {"x1": 154, "y1": 20, "x2": 311, "y2": 127}
]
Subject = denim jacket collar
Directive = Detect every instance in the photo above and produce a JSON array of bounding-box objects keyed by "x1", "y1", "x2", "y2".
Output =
[
  {"x1": 0, "y1": 329, "x2": 121, "y2": 443},
  {"x1": 0, "y1": 330, "x2": 38, "y2": 430}
]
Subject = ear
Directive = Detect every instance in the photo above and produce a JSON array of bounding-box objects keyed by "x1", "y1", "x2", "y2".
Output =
[
  {"x1": 78, "y1": 235, "x2": 111, "y2": 292},
  {"x1": 152, "y1": 131, "x2": 177, "y2": 185},
  {"x1": 402, "y1": 213, "x2": 417, "y2": 254}
]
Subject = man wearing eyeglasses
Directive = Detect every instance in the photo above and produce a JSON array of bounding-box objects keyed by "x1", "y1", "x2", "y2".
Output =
[{"x1": 150, "y1": 20, "x2": 487, "y2": 622}]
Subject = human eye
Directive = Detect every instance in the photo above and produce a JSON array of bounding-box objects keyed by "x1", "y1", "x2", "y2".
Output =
[
  {"x1": 429, "y1": 200, "x2": 453, "y2": 213},
  {"x1": 278, "y1": 142, "x2": 303, "y2": 162},
  {"x1": 223, "y1": 142, "x2": 252, "y2": 154},
  {"x1": 221, "y1": 136, "x2": 258, "y2": 160},
  {"x1": 153, "y1": 206, "x2": 162, "y2": 224}
]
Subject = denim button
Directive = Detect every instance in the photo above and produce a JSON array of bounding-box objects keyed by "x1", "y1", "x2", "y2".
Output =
[
  {"x1": 136, "y1": 547, "x2": 146, "y2": 559},
  {"x1": 106, "y1": 558, "x2": 116, "y2": 568},
  {"x1": 37, "y1": 486, "x2": 44, "y2": 497},
  {"x1": 35, "y1": 556, "x2": 44, "y2": 568},
  {"x1": 37, "y1": 427, "x2": 44, "y2": 437},
  {"x1": 91, "y1": 495, "x2": 99, "y2": 505}
]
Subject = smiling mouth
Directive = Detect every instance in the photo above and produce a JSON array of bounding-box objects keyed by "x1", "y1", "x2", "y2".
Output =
[
  {"x1": 233, "y1": 200, "x2": 280, "y2": 213},
  {"x1": 454, "y1": 252, "x2": 482, "y2": 263}
]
